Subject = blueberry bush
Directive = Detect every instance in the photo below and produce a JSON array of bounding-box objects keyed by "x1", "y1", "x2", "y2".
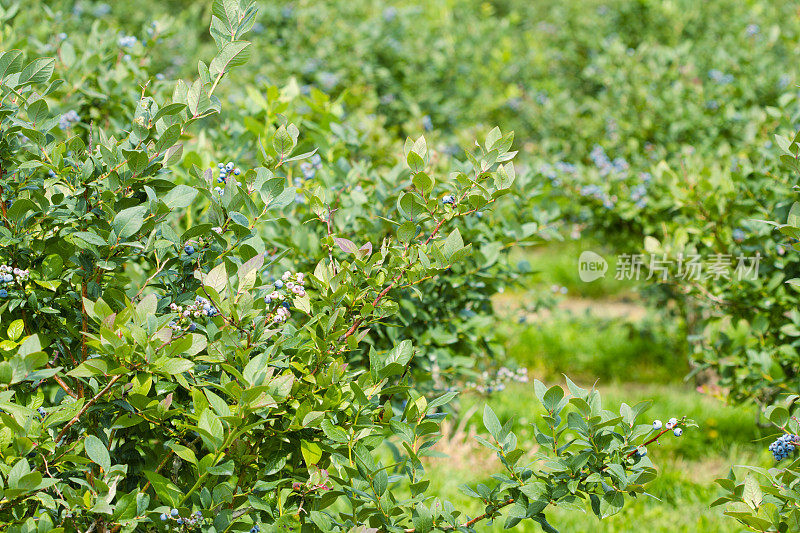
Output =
[{"x1": 0, "y1": 1, "x2": 695, "y2": 531}]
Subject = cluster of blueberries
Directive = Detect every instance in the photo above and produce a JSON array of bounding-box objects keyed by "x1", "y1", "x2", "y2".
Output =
[
  {"x1": 264, "y1": 271, "x2": 306, "y2": 324},
  {"x1": 167, "y1": 297, "x2": 218, "y2": 331},
  {"x1": 769, "y1": 433, "x2": 799, "y2": 461},
  {"x1": 212, "y1": 161, "x2": 242, "y2": 195},
  {"x1": 117, "y1": 34, "x2": 137, "y2": 48},
  {"x1": 550, "y1": 284, "x2": 568, "y2": 295},
  {"x1": 298, "y1": 153, "x2": 323, "y2": 182},
  {"x1": 589, "y1": 145, "x2": 630, "y2": 179},
  {"x1": 442, "y1": 195, "x2": 456, "y2": 205},
  {"x1": 159, "y1": 508, "x2": 205, "y2": 527},
  {"x1": 459, "y1": 367, "x2": 529, "y2": 395},
  {"x1": 708, "y1": 69, "x2": 734, "y2": 85},
  {"x1": 58, "y1": 110, "x2": 80, "y2": 130},
  {"x1": 541, "y1": 145, "x2": 651, "y2": 210},
  {"x1": 0, "y1": 264, "x2": 29, "y2": 298},
  {"x1": 653, "y1": 417, "x2": 683, "y2": 437}
]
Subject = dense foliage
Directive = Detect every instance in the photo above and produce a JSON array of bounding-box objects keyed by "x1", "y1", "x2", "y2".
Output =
[
  {"x1": 8, "y1": 0, "x2": 800, "y2": 530},
  {"x1": 0, "y1": 1, "x2": 700, "y2": 531}
]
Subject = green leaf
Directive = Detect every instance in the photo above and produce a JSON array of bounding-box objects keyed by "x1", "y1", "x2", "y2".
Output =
[
  {"x1": 159, "y1": 358, "x2": 193, "y2": 375},
  {"x1": 167, "y1": 443, "x2": 198, "y2": 465},
  {"x1": 198, "y1": 409, "x2": 224, "y2": 449},
  {"x1": 84, "y1": 435, "x2": 111, "y2": 473},
  {"x1": 441, "y1": 228, "x2": 464, "y2": 260},
  {"x1": 123, "y1": 150, "x2": 149, "y2": 175},
  {"x1": 407, "y1": 151, "x2": 425, "y2": 173},
  {"x1": 273, "y1": 125, "x2": 295, "y2": 158},
  {"x1": 743, "y1": 475, "x2": 762, "y2": 510},
  {"x1": 542, "y1": 385, "x2": 565, "y2": 413},
  {"x1": 321, "y1": 420, "x2": 349, "y2": 443},
  {"x1": 205, "y1": 263, "x2": 227, "y2": 293},
  {"x1": 112, "y1": 206, "x2": 147, "y2": 240},
  {"x1": 0, "y1": 50, "x2": 24, "y2": 81},
  {"x1": 19, "y1": 57, "x2": 55, "y2": 85},
  {"x1": 163, "y1": 184, "x2": 198, "y2": 210},
  {"x1": 7, "y1": 320, "x2": 24, "y2": 342},
  {"x1": 766, "y1": 406, "x2": 789, "y2": 428},
  {"x1": 72, "y1": 231, "x2": 107, "y2": 247},
  {"x1": 788, "y1": 202, "x2": 800, "y2": 227},
  {"x1": 300, "y1": 440, "x2": 322, "y2": 466},
  {"x1": 187, "y1": 79, "x2": 210, "y2": 116},
  {"x1": 156, "y1": 124, "x2": 182, "y2": 153},
  {"x1": 210, "y1": 41, "x2": 251, "y2": 76},
  {"x1": 483, "y1": 404, "x2": 501, "y2": 440}
]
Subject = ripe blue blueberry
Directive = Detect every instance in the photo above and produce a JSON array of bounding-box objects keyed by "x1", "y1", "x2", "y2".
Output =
[
  {"x1": 177, "y1": 518, "x2": 183, "y2": 525},
  {"x1": 188, "y1": 323, "x2": 197, "y2": 332},
  {"x1": 0, "y1": 289, "x2": 7, "y2": 298},
  {"x1": 652, "y1": 420, "x2": 662, "y2": 430},
  {"x1": 264, "y1": 296, "x2": 272, "y2": 304},
  {"x1": 171, "y1": 508, "x2": 179, "y2": 517},
  {"x1": 234, "y1": 168, "x2": 241, "y2": 175},
  {"x1": 666, "y1": 417, "x2": 678, "y2": 429},
  {"x1": 226, "y1": 162, "x2": 234, "y2": 171},
  {"x1": 274, "y1": 280, "x2": 284, "y2": 289},
  {"x1": 160, "y1": 513, "x2": 168, "y2": 521},
  {"x1": 184, "y1": 244, "x2": 195, "y2": 255},
  {"x1": 673, "y1": 428, "x2": 682, "y2": 437},
  {"x1": 217, "y1": 163, "x2": 225, "y2": 169}
]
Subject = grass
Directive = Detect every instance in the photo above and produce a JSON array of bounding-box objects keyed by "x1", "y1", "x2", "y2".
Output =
[
  {"x1": 501, "y1": 311, "x2": 688, "y2": 383},
  {"x1": 518, "y1": 238, "x2": 638, "y2": 300}
]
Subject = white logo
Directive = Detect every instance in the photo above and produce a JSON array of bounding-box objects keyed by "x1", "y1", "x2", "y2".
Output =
[{"x1": 578, "y1": 251, "x2": 608, "y2": 282}]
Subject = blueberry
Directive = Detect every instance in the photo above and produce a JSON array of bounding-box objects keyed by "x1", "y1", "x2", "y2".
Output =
[
  {"x1": 226, "y1": 162, "x2": 234, "y2": 171},
  {"x1": 264, "y1": 296, "x2": 272, "y2": 304},
  {"x1": 673, "y1": 428, "x2": 682, "y2": 437},
  {"x1": 184, "y1": 245, "x2": 195, "y2": 255},
  {"x1": 282, "y1": 301, "x2": 290, "y2": 309},
  {"x1": 652, "y1": 420, "x2": 662, "y2": 430},
  {"x1": 160, "y1": 513, "x2": 168, "y2": 521},
  {"x1": 0, "y1": 289, "x2": 7, "y2": 298},
  {"x1": 217, "y1": 163, "x2": 224, "y2": 169},
  {"x1": 177, "y1": 518, "x2": 183, "y2": 525},
  {"x1": 234, "y1": 168, "x2": 241, "y2": 175},
  {"x1": 188, "y1": 323, "x2": 196, "y2": 332},
  {"x1": 274, "y1": 280, "x2": 284, "y2": 289},
  {"x1": 171, "y1": 508, "x2": 179, "y2": 517}
]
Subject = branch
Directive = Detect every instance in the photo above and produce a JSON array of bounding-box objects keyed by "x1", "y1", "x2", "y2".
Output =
[{"x1": 56, "y1": 373, "x2": 123, "y2": 443}]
